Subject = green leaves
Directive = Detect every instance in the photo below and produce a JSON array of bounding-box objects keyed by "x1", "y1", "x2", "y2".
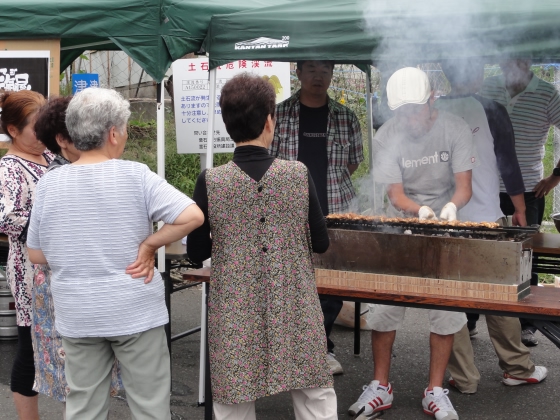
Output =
[{"x1": 123, "y1": 118, "x2": 233, "y2": 197}]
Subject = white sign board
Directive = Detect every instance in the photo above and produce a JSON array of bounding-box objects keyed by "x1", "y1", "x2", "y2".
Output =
[{"x1": 173, "y1": 58, "x2": 290, "y2": 154}]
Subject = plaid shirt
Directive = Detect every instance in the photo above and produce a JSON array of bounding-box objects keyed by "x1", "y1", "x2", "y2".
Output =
[{"x1": 271, "y1": 90, "x2": 363, "y2": 214}]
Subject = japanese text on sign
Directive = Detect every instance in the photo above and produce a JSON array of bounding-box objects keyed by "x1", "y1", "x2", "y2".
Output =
[
  {"x1": 173, "y1": 58, "x2": 290, "y2": 154},
  {"x1": 72, "y1": 74, "x2": 100, "y2": 94},
  {"x1": 0, "y1": 68, "x2": 31, "y2": 91},
  {"x1": 0, "y1": 51, "x2": 50, "y2": 97}
]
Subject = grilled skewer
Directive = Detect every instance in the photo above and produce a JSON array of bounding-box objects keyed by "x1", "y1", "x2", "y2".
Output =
[{"x1": 326, "y1": 213, "x2": 500, "y2": 229}]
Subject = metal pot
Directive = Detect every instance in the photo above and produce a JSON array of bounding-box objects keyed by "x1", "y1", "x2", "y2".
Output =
[
  {"x1": 552, "y1": 213, "x2": 560, "y2": 233},
  {"x1": 0, "y1": 294, "x2": 15, "y2": 310},
  {"x1": 0, "y1": 328, "x2": 18, "y2": 340},
  {"x1": 0, "y1": 311, "x2": 16, "y2": 327},
  {"x1": 0, "y1": 268, "x2": 10, "y2": 296},
  {"x1": 0, "y1": 268, "x2": 17, "y2": 340}
]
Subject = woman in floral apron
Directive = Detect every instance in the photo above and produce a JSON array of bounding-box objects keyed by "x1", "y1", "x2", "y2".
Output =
[{"x1": 187, "y1": 74, "x2": 337, "y2": 420}]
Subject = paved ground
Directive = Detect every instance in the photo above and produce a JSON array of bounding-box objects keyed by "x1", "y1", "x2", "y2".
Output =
[{"x1": 1, "y1": 285, "x2": 558, "y2": 419}]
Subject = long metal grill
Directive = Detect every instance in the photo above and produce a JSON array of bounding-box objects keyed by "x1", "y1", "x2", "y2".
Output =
[{"x1": 325, "y1": 216, "x2": 538, "y2": 241}]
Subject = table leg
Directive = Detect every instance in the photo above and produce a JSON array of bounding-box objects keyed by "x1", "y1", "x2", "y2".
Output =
[
  {"x1": 164, "y1": 268, "x2": 172, "y2": 351},
  {"x1": 200, "y1": 282, "x2": 212, "y2": 419},
  {"x1": 354, "y1": 302, "x2": 361, "y2": 356},
  {"x1": 163, "y1": 259, "x2": 172, "y2": 391},
  {"x1": 198, "y1": 282, "x2": 207, "y2": 404}
]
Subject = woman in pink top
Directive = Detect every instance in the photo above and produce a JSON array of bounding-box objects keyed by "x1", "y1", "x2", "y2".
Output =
[{"x1": 0, "y1": 90, "x2": 53, "y2": 419}]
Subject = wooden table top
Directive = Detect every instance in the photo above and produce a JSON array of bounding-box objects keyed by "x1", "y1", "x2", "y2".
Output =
[
  {"x1": 183, "y1": 267, "x2": 211, "y2": 282},
  {"x1": 183, "y1": 268, "x2": 560, "y2": 319},
  {"x1": 531, "y1": 232, "x2": 560, "y2": 255}
]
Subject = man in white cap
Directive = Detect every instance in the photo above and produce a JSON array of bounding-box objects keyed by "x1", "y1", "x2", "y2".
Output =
[{"x1": 348, "y1": 67, "x2": 476, "y2": 420}]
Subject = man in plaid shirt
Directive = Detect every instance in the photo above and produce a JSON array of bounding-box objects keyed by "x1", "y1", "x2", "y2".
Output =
[{"x1": 271, "y1": 60, "x2": 364, "y2": 375}]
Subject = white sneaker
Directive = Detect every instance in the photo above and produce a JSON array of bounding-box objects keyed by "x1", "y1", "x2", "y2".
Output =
[
  {"x1": 348, "y1": 380, "x2": 393, "y2": 417},
  {"x1": 422, "y1": 387, "x2": 458, "y2": 420},
  {"x1": 502, "y1": 365, "x2": 548, "y2": 386},
  {"x1": 327, "y1": 352, "x2": 343, "y2": 375}
]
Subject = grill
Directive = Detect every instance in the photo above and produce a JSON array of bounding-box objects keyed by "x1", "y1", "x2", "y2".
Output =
[
  {"x1": 326, "y1": 218, "x2": 538, "y2": 241},
  {"x1": 313, "y1": 215, "x2": 538, "y2": 301}
]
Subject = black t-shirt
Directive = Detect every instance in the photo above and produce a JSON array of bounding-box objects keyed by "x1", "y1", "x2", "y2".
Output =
[{"x1": 298, "y1": 103, "x2": 329, "y2": 215}]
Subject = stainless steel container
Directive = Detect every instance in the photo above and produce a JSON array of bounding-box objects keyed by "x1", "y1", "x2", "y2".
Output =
[
  {"x1": 0, "y1": 268, "x2": 17, "y2": 340},
  {"x1": 314, "y1": 228, "x2": 533, "y2": 290}
]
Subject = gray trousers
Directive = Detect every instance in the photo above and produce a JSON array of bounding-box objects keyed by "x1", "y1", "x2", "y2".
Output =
[
  {"x1": 448, "y1": 315, "x2": 535, "y2": 393},
  {"x1": 62, "y1": 326, "x2": 171, "y2": 420}
]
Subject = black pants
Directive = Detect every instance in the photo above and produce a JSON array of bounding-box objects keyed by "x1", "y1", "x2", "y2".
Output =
[
  {"x1": 320, "y1": 299, "x2": 343, "y2": 353},
  {"x1": 500, "y1": 192, "x2": 545, "y2": 332},
  {"x1": 11, "y1": 326, "x2": 38, "y2": 397},
  {"x1": 466, "y1": 313, "x2": 479, "y2": 328}
]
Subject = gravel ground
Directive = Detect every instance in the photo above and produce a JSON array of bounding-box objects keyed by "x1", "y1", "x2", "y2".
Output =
[{"x1": 1, "y1": 285, "x2": 558, "y2": 419}]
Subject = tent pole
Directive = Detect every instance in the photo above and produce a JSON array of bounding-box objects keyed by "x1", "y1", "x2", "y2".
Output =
[
  {"x1": 366, "y1": 70, "x2": 376, "y2": 211},
  {"x1": 205, "y1": 69, "x2": 217, "y2": 169},
  {"x1": 198, "y1": 67, "x2": 217, "y2": 408},
  {"x1": 156, "y1": 81, "x2": 166, "y2": 273},
  {"x1": 366, "y1": 70, "x2": 374, "y2": 175}
]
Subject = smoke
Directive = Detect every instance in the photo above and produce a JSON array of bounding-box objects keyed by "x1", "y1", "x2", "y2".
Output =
[
  {"x1": 361, "y1": 0, "x2": 557, "y2": 66},
  {"x1": 339, "y1": 1, "x2": 560, "y2": 220},
  {"x1": 348, "y1": 171, "x2": 391, "y2": 216},
  {"x1": 359, "y1": 0, "x2": 560, "y2": 100},
  {"x1": 351, "y1": 0, "x2": 560, "y2": 219}
]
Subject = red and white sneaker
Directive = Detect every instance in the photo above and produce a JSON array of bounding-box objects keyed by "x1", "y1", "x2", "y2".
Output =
[
  {"x1": 448, "y1": 376, "x2": 457, "y2": 389},
  {"x1": 448, "y1": 376, "x2": 476, "y2": 394},
  {"x1": 502, "y1": 365, "x2": 548, "y2": 386},
  {"x1": 348, "y1": 380, "x2": 393, "y2": 418},
  {"x1": 422, "y1": 387, "x2": 459, "y2": 420}
]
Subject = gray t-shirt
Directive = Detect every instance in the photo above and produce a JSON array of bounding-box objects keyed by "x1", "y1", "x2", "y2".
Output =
[
  {"x1": 373, "y1": 110, "x2": 477, "y2": 214},
  {"x1": 27, "y1": 160, "x2": 195, "y2": 338}
]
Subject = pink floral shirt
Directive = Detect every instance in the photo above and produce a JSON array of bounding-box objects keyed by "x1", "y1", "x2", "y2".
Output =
[{"x1": 0, "y1": 152, "x2": 54, "y2": 326}]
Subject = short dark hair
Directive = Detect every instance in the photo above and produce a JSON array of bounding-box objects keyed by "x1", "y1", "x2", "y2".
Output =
[
  {"x1": 219, "y1": 73, "x2": 276, "y2": 143},
  {"x1": 296, "y1": 60, "x2": 335, "y2": 71},
  {"x1": 34, "y1": 96, "x2": 73, "y2": 155}
]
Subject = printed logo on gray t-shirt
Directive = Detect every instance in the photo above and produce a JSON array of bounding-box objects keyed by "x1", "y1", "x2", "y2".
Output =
[{"x1": 373, "y1": 111, "x2": 477, "y2": 214}]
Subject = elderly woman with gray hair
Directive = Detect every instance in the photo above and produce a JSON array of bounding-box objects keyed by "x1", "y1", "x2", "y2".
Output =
[{"x1": 26, "y1": 87, "x2": 204, "y2": 419}]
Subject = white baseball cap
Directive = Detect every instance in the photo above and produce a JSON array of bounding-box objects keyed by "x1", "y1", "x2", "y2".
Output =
[{"x1": 386, "y1": 67, "x2": 431, "y2": 110}]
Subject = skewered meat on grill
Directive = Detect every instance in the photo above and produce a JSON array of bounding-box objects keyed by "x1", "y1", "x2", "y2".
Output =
[{"x1": 326, "y1": 213, "x2": 500, "y2": 229}]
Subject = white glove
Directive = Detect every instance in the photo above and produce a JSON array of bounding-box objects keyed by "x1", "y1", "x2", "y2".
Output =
[
  {"x1": 439, "y1": 202, "x2": 457, "y2": 221},
  {"x1": 418, "y1": 206, "x2": 437, "y2": 220}
]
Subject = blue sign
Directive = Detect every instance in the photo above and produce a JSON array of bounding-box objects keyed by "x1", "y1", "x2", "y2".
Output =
[{"x1": 72, "y1": 73, "x2": 99, "y2": 94}]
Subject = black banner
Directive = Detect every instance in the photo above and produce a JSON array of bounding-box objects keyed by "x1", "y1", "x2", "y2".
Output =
[{"x1": 0, "y1": 57, "x2": 49, "y2": 96}]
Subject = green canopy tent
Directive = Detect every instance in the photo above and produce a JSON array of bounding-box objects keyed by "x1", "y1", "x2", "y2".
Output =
[
  {"x1": 2, "y1": 0, "x2": 167, "y2": 81},
  {"x1": 205, "y1": 0, "x2": 560, "y2": 69},
  {"x1": 162, "y1": 0, "x2": 298, "y2": 63},
  {"x1": 202, "y1": 0, "x2": 560, "y2": 170},
  {"x1": 1, "y1": 0, "x2": 297, "y2": 82},
  {"x1": 0, "y1": 0, "x2": 299, "y2": 187}
]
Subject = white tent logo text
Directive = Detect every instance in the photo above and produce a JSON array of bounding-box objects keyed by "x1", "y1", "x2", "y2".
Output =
[{"x1": 235, "y1": 37, "x2": 290, "y2": 50}]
